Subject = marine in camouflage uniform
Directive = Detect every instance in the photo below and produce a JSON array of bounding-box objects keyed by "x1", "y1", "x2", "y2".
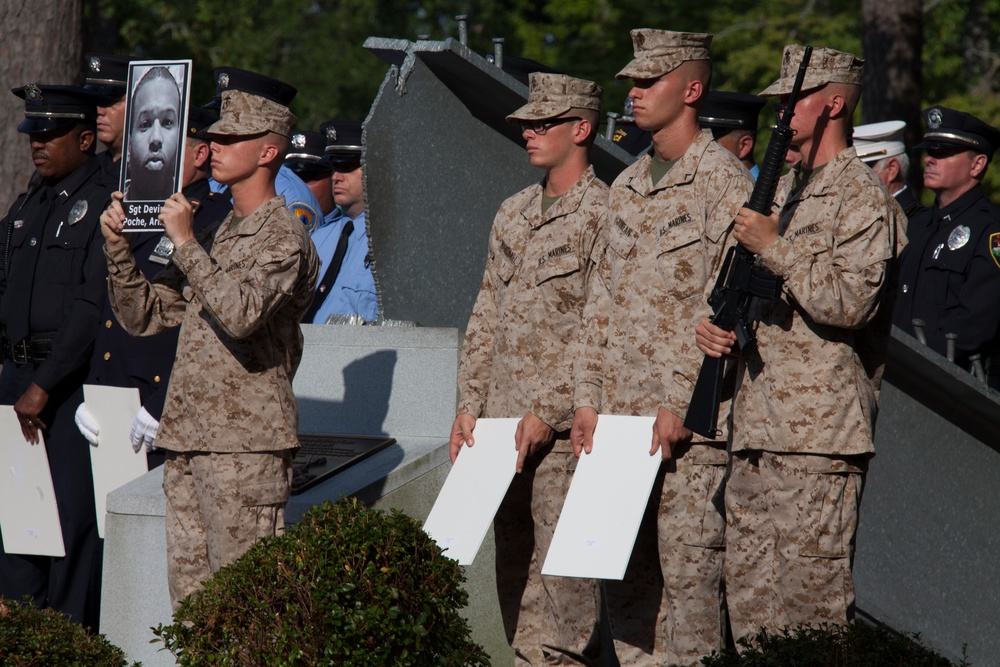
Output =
[
  {"x1": 572, "y1": 30, "x2": 753, "y2": 666},
  {"x1": 100, "y1": 71, "x2": 319, "y2": 609},
  {"x1": 697, "y1": 46, "x2": 900, "y2": 640},
  {"x1": 451, "y1": 73, "x2": 607, "y2": 666}
]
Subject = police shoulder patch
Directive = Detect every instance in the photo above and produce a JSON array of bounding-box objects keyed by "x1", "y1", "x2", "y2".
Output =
[
  {"x1": 290, "y1": 203, "x2": 318, "y2": 232},
  {"x1": 990, "y1": 232, "x2": 1000, "y2": 269}
]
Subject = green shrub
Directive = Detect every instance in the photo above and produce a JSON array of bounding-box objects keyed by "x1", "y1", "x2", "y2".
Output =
[
  {"x1": 153, "y1": 497, "x2": 490, "y2": 666},
  {"x1": 702, "y1": 623, "x2": 968, "y2": 666},
  {"x1": 0, "y1": 596, "x2": 139, "y2": 667}
]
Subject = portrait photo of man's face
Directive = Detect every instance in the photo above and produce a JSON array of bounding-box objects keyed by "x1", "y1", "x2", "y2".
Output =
[{"x1": 121, "y1": 62, "x2": 190, "y2": 204}]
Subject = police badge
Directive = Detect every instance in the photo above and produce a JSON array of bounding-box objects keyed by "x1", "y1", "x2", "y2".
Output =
[
  {"x1": 947, "y1": 225, "x2": 970, "y2": 251},
  {"x1": 68, "y1": 199, "x2": 88, "y2": 226},
  {"x1": 292, "y1": 133, "x2": 306, "y2": 149},
  {"x1": 991, "y1": 232, "x2": 1000, "y2": 269},
  {"x1": 927, "y1": 108, "x2": 944, "y2": 129},
  {"x1": 149, "y1": 235, "x2": 176, "y2": 266},
  {"x1": 24, "y1": 84, "x2": 43, "y2": 104}
]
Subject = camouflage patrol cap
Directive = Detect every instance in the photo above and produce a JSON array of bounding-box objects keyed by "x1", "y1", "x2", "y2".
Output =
[
  {"x1": 616, "y1": 29, "x2": 712, "y2": 81},
  {"x1": 205, "y1": 67, "x2": 297, "y2": 138},
  {"x1": 506, "y1": 73, "x2": 603, "y2": 122},
  {"x1": 759, "y1": 45, "x2": 863, "y2": 97}
]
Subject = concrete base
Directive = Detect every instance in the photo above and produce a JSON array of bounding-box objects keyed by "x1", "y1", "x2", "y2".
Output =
[{"x1": 99, "y1": 324, "x2": 512, "y2": 665}]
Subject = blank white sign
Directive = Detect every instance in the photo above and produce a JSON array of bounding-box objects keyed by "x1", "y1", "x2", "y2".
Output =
[
  {"x1": 542, "y1": 415, "x2": 660, "y2": 580},
  {"x1": 423, "y1": 417, "x2": 520, "y2": 565}
]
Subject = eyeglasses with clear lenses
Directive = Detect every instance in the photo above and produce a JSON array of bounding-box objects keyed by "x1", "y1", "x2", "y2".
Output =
[{"x1": 518, "y1": 116, "x2": 582, "y2": 135}]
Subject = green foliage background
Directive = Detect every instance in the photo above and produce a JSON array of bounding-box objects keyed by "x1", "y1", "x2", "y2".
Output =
[{"x1": 87, "y1": 0, "x2": 999, "y2": 189}]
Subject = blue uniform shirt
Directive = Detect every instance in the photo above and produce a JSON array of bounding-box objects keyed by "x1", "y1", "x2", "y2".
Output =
[
  {"x1": 309, "y1": 211, "x2": 378, "y2": 323},
  {"x1": 209, "y1": 164, "x2": 322, "y2": 231}
]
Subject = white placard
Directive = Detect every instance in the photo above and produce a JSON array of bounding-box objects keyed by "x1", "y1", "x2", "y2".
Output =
[
  {"x1": 85, "y1": 385, "x2": 148, "y2": 539},
  {"x1": 541, "y1": 414, "x2": 660, "y2": 580},
  {"x1": 423, "y1": 418, "x2": 520, "y2": 565},
  {"x1": 0, "y1": 407, "x2": 65, "y2": 556}
]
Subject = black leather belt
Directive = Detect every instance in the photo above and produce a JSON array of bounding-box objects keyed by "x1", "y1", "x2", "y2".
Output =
[{"x1": 1, "y1": 333, "x2": 55, "y2": 364}]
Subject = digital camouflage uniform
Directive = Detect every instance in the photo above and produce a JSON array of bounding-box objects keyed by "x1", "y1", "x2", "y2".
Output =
[
  {"x1": 577, "y1": 125, "x2": 753, "y2": 665},
  {"x1": 456, "y1": 73, "x2": 606, "y2": 666},
  {"x1": 725, "y1": 47, "x2": 898, "y2": 637},
  {"x1": 107, "y1": 195, "x2": 318, "y2": 606}
]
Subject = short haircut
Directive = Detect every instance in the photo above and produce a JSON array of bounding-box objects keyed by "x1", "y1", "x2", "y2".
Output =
[{"x1": 873, "y1": 152, "x2": 910, "y2": 181}]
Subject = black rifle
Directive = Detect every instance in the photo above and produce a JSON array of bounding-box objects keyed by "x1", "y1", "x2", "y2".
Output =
[{"x1": 683, "y1": 46, "x2": 813, "y2": 439}]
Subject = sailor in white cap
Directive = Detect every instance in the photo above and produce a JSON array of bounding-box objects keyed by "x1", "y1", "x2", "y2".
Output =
[{"x1": 854, "y1": 120, "x2": 922, "y2": 216}]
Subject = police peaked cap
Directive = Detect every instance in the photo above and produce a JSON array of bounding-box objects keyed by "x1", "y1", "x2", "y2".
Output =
[
  {"x1": 186, "y1": 105, "x2": 219, "y2": 139},
  {"x1": 915, "y1": 106, "x2": 1000, "y2": 160},
  {"x1": 209, "y1": 67, "x2": 298, "y2": 108},
  {"x1": 320, "y1": 120, "x2": 363, "y2": 163},
  {"x1": 285, "y1": 129, "x2": 334, "y2": 178},
  {"x1": 699, "y1": 91, "x2": 766, "y2": 133},
  {"x1": 83, "y1": 53, "x2": 137, "y2": 104},
  {"x1": 12, "y1": 84, "x2": 99, "y2": 134}
]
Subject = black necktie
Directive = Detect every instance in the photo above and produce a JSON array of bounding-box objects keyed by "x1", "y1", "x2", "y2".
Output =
[{"x1": 304, "y1": 219, "x2": 354, "y2": 323}]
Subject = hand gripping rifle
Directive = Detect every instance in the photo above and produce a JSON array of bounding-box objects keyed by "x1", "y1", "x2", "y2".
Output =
[{"x1": 683, "y1": 46, "x2": 813, "y2": 439}]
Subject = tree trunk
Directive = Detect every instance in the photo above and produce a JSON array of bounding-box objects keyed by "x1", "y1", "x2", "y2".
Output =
[
  {"x1": 0, "y1": 0, "x2": 83, "y2": 212},
  {"x1": 861, "y1": 0, "x2": 923, "y2": 191}
]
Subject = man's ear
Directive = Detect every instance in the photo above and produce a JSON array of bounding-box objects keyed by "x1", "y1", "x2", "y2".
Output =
[
  {"x1": 258, "y1": 142, "x2": 280, "y2": 167},
  {"x1": 826, "y1": 91, "x2": 846, "y2": 120},
  {"x1": 573, "y1": 118, "x2": 593, "y2": 146},
  {"x1": 685, "y1": 77, "x2": 704, "y2": 106},
  {"x1": 737, "y1": 134, "x2": 754, "y2": 161},
  {"x1": 885, "y1": 156, "x2": 901, "y2": 182},
  {"x1": 193, "y1": 142, "x2": 211, "y2": 170},
  {"x1": 78, "y1": 128, "x2": 96, "y2": 153},
  {"x1": 971, "y1": 152, "x2": 989, "y2": 179}
]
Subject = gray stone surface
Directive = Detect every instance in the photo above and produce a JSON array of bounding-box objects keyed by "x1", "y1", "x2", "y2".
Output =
[
  {"x1": 100, "y1": 469, "x2": 173, "y2": 666},
  {"x1": 854, "y1": 329, "x2": 1000, "y2": 664},
  {"x1": 362, "y1": 37, "x2": 633, "y2": 331},
  {"x1": 294, "y1": 323, "x2": 461, "y2": 438}
]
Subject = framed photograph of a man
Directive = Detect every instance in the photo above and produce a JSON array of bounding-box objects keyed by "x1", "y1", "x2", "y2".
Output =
[{"x1": 119, "y1": 60, "x2": 192, "y2": 232}]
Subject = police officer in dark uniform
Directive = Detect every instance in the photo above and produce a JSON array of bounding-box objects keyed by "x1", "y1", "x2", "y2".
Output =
[
  {"x1": 893, "y1": 106, "x2": 1000, "y2": 387},
  {"x1": 84, "y1": 53, "x2": 135, "y2": 188},
  {"x1": 75, "y1": 105, "x2": 232, "y2": 463},
  {"x1": 0, "y1": 84, "x2": 112, "y2": 629}
]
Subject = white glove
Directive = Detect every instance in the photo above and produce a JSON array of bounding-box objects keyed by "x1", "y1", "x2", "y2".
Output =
[
  {"x1": 129, "y1": 407, "x2": 159, "y2": 453},
  {"x1": 75, "y1": 403, "x2": 100, "y2": 447}
]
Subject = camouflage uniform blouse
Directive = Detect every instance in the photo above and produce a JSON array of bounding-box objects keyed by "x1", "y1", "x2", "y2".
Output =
[
  {"x1": 576, "y1": 130, "x2": 752, "y2": 454},
  {"x1": 106, "y1": 197, "x2": 320, "y2": 453},
  {"x1": 732, "y1": 147, "x2": 898, "y2": 456},
  {"x1": 457, "y1": 165, "x2": 608, "y2": 441}
]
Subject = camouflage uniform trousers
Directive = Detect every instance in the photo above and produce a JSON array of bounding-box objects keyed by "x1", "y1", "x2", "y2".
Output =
[
  {"x1": 725, "y1": 450, "x2": 867, "y2": 642},
  {"x1": 163, "y1": 449, "x2": 293, "y2": 610},
  {"x1": 494, "y1": 443, "x2": 601, "y2": 665},
  {"x1": 604, "y1": 443, "x2": 727, "y2": 667}
]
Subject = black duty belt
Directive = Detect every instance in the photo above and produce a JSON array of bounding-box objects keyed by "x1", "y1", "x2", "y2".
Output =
[{"x1": 1, "y1": 333, "x2": 55, "y2": 364}]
